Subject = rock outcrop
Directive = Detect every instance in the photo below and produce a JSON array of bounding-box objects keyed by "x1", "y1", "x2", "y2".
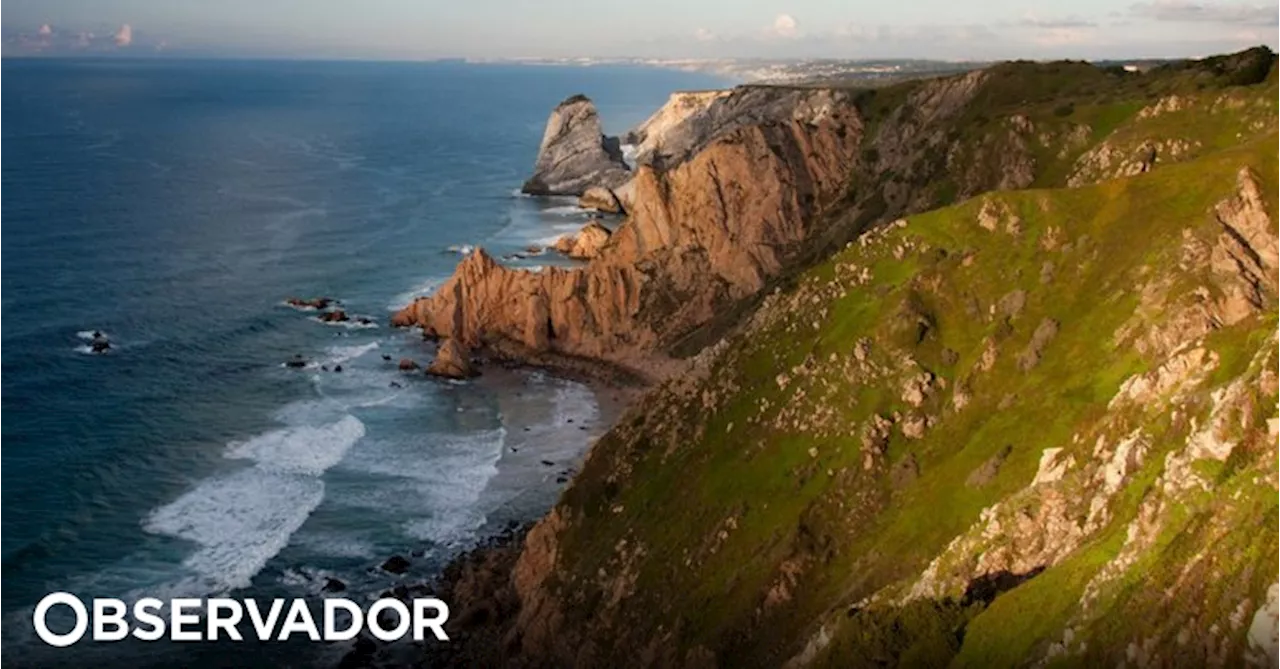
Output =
[
  {"x1": 521, "y1": 95, "x2": 630, "y2": 196},
  {"x1": 628, "y1": 87, "x2": 850, "y2": 170},
  {"x1": 623, "y1": 90, "x2": 732, "y2": 166},
  {"x1": 578, "y1": 186, "x2": 626, "y2": 214},
  {"x1": 554, "y1": 221, "x2": 611, "y2": 260},
  {"x1": 396, "y1": 86, "x2": 865, "y2": 379},
  {"x1": 426, "y1": 338, "x2": 474, "y2": 379}
]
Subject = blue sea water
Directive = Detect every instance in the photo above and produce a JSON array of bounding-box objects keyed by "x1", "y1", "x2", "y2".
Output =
[{"x1": 0, "y1": 58, "x2": 725, "y2": 666}]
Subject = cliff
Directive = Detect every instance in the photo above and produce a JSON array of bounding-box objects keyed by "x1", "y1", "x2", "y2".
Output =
[
  {"x1": 396, "y1": 85, "x2": 867, "y2": 379},
  {"x1": 399, "y1": 50, "x2": 1278, "y2": 382},
  {"x1": 521, "y1": 94, "x2": 631, "y2": 196},
  {"x1": 623, "y1": 90, "x2": 732, "y2": 166},
  {"x1": 417, "y1": 48, "x2": 1279, "y2": 669}
]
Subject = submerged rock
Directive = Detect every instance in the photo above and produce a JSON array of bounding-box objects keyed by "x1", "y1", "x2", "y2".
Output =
[
  {"x1": 287, "y1": 297, "x2": 334, "y2": 310},
  {"x1": 398, "y1": 358, "x2": 419, "y2": 371},
  {"x1": 320, "y1": 310, "x2": 349, "y2": 323},
  {"x1": 381, "y1": 555, "x2": 411, "y2": 575},
  {"x1": 521, "y1": 95, "x2": 630, "y2": 196}
]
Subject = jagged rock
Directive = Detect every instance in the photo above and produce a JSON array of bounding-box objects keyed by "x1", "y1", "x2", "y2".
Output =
[
  {"x1": 427, "y1": 339, "x2": 475, "y2": 379},
  {"x1": 392, "y1": 88, "x2": 863, "y2": 378},
  {"x1": 901, "y1": 414, "x2": 929, "y2": 439},
  {"x1": 320, "y1": 310, "x2": 349, "y2": 323},
  {"x1": 522, "y1": 95, "x2": 630, "y2": 196},
  {"x1": 567, "y1": 221, "x2": 611, "y2": 260},
  {"x1": 624, "y1": 90, "x2": 733, "y2": 164},
  {"x1": 551, "y1": 221, "x2": 612, "y2": 260},
  {"x1": 398, "y1": 358, "x2": 419, "y2": 371},
  {"x1": 579, "y1": 186, "x2": 625, "y2": 214},
  {"x1": 323, "y1": 577, "x2": 347, "y2": 593},
  {"x1": 552, "y1": 235, "x2": 576, "y2": 255}
]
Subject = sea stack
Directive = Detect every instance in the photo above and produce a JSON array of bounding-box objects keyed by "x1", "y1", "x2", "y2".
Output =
[{"x1": 521, "y1": 95, "x2": 630, "y2": 196}]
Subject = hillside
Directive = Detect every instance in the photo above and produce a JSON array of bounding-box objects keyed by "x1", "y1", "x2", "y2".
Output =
[{"x1": 424, "y1": 49, "x2": 1279, "y2": 668}]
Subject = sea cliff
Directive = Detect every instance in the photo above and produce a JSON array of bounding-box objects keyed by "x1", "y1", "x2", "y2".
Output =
[{"x1": 398, "y1": 47, "x2": 1279, "y2": 669}]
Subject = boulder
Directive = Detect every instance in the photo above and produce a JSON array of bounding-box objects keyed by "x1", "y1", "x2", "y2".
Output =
[
  {"x1": 552, "y1": 235, "x2": 577, "y2": 255},
  {"x1": 579, "y1": 186, "x2": 625, "y2": 215},
  {"x1": 380, "y1": 555, "x2": 411, "y2": 575},
  {"x1": 90, "y1": 339, "x2": 111, "y2": 354},
  {"x1": 568, "y1": 221, "x2": 612, "y2": 260},
  {"x1": 427, "y1": 339, "x2": 475, "y2": 379},
  {"x1": 398, "y1": 358, "x2": 419, "y2": 371},
  {"x1": 320, "y1": 310, "x2": 349, "y2": 323},
  {"x1": 287, "y1": 297, "x2": 334, "y2": 310},
  {"x1": 521, "y1": 95, "x2": 630, "y2": 196}
]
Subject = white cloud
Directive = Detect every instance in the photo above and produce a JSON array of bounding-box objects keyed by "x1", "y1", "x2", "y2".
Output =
[
  {"x1": 772, "y1": 14, "x2": 800, "y2": 38},
  {"x1": 114, "y1": 23, "x2": 132, "y2": 47},
  {"x1": 38, "y1": 24, "x2": 53, "y2": 37},
  {"x1": 1130, "y1": 1, "x2": 1278, "y2": 25},
  {"x1": 694, "y1": 27, "x2": 717, "y2": 42}
]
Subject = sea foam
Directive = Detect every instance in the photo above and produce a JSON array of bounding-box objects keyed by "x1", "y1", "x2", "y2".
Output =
[
  {"x1": 226, "y1": 414, "x2": 366, "y2": 476},
  {"x1": 143, "y1": 469, "x2": 326, "y2": 592},
  {"x1": 142, "y1": 413, "x2": 366, "y2": 592}
]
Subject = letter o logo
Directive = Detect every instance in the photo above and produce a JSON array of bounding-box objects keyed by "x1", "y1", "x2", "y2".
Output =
[
  {"x1": 366, "y1": 599, "x2": 410, "y2": 641},
  {"x1": 33, "y1": 593, "x2": 88, "y2": 647}
]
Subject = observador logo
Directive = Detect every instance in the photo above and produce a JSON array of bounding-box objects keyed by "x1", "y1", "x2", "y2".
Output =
[{"x1": 32, "y1": 592, "x2": 450, "y2": 646}]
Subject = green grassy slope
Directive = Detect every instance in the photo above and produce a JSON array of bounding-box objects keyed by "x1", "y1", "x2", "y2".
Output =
[{"x1": 526, "y1": 64, "x2": 1279, "y2": 668}]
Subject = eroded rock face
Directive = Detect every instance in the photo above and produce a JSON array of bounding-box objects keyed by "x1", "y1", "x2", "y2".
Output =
[
  {"x1": 628, "y1": 87, "x2": 852, "y2": 170},
  {"x1": 522, "y1": 95, "x2": 631, "y2": 196},
  {"x1": 579, "y1": 186, "x2": 626, "y2": 214},
  {"x1": 567, "y1": 221, "x2": 611, "y2": 260},
  {"x1": 624, "y1": 90, "x2": 732, "y2": 165},
  {"x1": 394, "y1": 87, "x2": 865, "y2": 378},
  {"x1": 426, "y1": 338, "x2": 474, "y2": 379}
]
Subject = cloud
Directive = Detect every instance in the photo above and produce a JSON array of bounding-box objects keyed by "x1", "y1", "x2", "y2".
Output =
[
  {"x1": 1130, "y1": 1, "x2": 1278, "y2": 25},
  {"x1": 38, "y1": 24, "x2": 53, "y2": 37},
  {"x1": 1018, "y1": 13, "x2": 1097, "y2": 29},
  {"x1": 772, "y1": 14, "x2": 800, "y2": 38},
  {"x1": 114, "y1": 23, "x2": 132, "y2": 47},
  {"x1": 694, "y1": 27, "x2": 717, "y2": 42}
]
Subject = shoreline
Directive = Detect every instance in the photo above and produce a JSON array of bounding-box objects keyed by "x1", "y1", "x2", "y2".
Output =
[{"x1": 338, "y1": 358, "x2": 634, "y2": 668}]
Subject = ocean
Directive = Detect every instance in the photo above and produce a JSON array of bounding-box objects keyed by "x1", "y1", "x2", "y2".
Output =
[{"x1": 0, "y1": 58, "x2": 725, "y2": 666}]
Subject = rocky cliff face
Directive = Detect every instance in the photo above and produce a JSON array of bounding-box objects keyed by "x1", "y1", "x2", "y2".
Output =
[
  {"x1": 421, "y1": 51, "x2": 1279, "y2": 669},
  {"x1": 521, "y1": 95, "x2": 631, "y2": 196},
  {"x1": 624, "y1": 90, "x2": 732, "y2": 166},
  {"x1": 396, "y1": 86, "x2": 867, "y2": 379}
]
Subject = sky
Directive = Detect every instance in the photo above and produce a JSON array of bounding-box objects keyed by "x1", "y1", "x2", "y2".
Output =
[{"x1": 2, "y1": 0, "x2": 1276, "y2": 61}]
